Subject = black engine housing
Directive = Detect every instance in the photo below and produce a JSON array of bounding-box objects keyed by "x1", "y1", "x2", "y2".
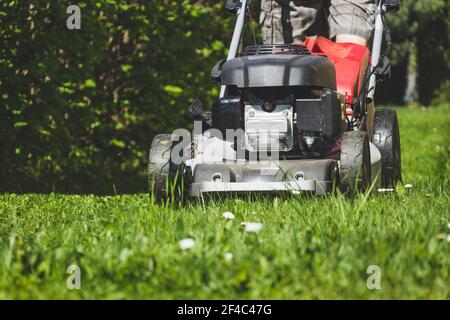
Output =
[
  {"x1": 210, "y1": 45, "x2": 342, "y2": 156},
  {"x1": 220, "y1": 45, "x2": 336, "y2": 90},
  {"x1": 296, "y1": 89, "x2": 341, "y2": 140}
]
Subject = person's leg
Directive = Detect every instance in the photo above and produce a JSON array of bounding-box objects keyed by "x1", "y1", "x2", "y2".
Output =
[
  {"x1": 289, "y1": 0, "x2": 326, "y2": 42},
  {"x1": 260, "y1": 0, "x2": 324, "y2": 44},
  {"x1": 328, "y1": 0, "x2": 376, "y2": 46},
  {"x1": 260, "y1": 0, "x2": 285, "y2": 44}
]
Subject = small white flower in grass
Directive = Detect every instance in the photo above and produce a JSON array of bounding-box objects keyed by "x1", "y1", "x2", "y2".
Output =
[
  {"x1": 244, "y1": 222, "x2": 263, "y2": 233},
  {"x1": 224, "y1": 252, "x2": 233, "y2": 261},
  {"x1": 222, "y1": 211, "x2": 235, "y2": 220},
  {"x1": 378, "y1": 188, "x2": 395, "y2": 193},
  {"x1": 179, "y1": 238, "x2": 195, "y2": 250},
  {"x1": 405, "y1": 183, "x2": 413, "y2": 188},
  {"x1": 447, "y1": 235, "x2": 450, "y2": 243},
  {"x1": 447, "y1": 223, "x2": 450, "y2": 229}
]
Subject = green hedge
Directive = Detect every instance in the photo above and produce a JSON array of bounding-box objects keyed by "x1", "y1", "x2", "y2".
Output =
[
  {"x1": 0, "y1": 1, "x2": 233, "y2": 193},
  {"x1": 0, "y1": 0, "x2": 447, "y2": 193}
]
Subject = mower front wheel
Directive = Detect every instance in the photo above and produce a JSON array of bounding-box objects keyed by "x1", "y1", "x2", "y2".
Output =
[
  {"x1": 148, "y1": 134, "x2": 186, "y2": 203},
  {"x1": 339, "y1": 131, "x2": 372, "y2": 195}
]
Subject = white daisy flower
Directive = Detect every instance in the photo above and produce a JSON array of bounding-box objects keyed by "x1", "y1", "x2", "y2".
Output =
[
  {"x1": 222, "y1": 211, "x2": 235, "y2": 220},
  {"x1": 179, "y1": 238, "x2": 195, "y2": 250},
  {"x1": 244, "y1": 222, "x2": 263, "y2": 233},
  {"x1": 377, "y1": 188, "x2": 394, "y2": 192},
  {"x1": 405, "y1": 184, "x2": 413, "y2": 188},
  {"x1": 224, "y1": 252, "x2": 233, "y2": 261}
]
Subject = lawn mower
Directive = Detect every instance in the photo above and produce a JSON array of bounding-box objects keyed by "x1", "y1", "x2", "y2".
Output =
[{"x1": 148, "y1": 0, "x2": 402, "y2": 201}]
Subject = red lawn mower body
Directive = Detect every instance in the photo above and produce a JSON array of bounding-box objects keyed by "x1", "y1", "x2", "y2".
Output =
[{"x1": 300, "y1": 36, "x2": 370, "y2": 108}]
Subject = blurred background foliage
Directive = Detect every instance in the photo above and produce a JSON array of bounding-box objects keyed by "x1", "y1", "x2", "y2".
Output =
[{"x1": 0, "y1": 0, "x2": 448, "y2": 194}]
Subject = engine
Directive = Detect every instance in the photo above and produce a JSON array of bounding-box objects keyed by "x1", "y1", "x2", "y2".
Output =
[{"x1": 212, "y1": 45, "x2": 344, "y2": 157}]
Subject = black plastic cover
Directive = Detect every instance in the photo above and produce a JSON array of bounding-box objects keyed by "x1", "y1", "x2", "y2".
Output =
[
  {"x1": 212, "y1": 96, "x2": 243, "y2": 139},
  {"x1": 296, "y1": 89, "x2": 341, "y2": 140},
  {"x1": 221, "y1": 54, "x2": 336, "y2": 89}
]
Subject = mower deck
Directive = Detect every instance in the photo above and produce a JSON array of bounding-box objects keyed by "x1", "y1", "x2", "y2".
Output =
[
  {"x1": 188, "y1": 159, "x2": 337, "y2": 196},
  {"x1": 190, "y1": 180, "x2": 318, "y2": 196}
]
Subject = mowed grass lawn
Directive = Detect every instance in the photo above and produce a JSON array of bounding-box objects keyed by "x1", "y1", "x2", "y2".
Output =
[{"x1": 0, "y1": 105, "x2": 449, "y2": 299}]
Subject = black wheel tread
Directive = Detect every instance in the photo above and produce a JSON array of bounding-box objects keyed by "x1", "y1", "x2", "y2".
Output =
[
  {"x1": 148, "y1": 134, "x2": 173, "y2": 202},
  {"x1": 372, "y1": 109, "x2": 402, "y2": 187},
  {"x1": 340, "y1": 131, "x2": 371, "y2": 195}
]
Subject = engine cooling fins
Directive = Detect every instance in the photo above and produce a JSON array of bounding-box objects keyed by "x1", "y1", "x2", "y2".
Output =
[{"x1": 241, "y1": 44, "x2": 311, "y2": 56}]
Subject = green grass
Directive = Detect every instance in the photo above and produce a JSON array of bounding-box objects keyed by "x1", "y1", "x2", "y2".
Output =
[{"x1": 0, "y1": 105, "x2": 449, "y2": 299}]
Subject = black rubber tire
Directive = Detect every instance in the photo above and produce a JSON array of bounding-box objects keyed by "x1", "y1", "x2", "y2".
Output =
[
  {"x1": 340, "y1": 131, "x2": 372, "y2": 195},
  {"x1": 372, "y1": 109, "x2": 402, "y2": 188},
  {"x1": 148, "y1": 134, "x2": 185, "y2": 203}
]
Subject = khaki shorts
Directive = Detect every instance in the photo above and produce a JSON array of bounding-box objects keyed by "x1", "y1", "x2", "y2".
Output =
[{"x1": 260, "y1": 0, "x2": 376, "y2": 44}]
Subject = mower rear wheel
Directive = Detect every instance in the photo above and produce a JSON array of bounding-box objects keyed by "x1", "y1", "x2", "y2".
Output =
[
  {"x1": 339, "y1": 131, "x2": 372, "y2": 195},
  {"x1": 372, "y1": 109, "x2": 402, "y2": 188},
  {"x1": 148, "y1": 134, "x2": 185, "y2": 203}
]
